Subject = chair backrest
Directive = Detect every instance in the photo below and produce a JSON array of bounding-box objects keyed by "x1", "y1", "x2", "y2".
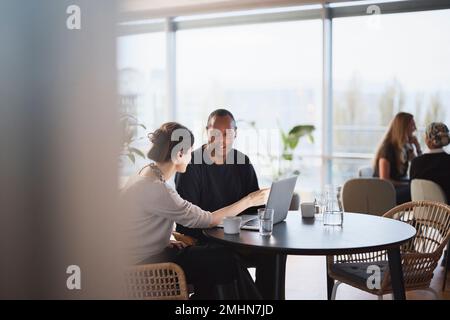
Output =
[
  {"x1": 358, "y1": 166, "x2": 374, "y2": 178},
  {"x1": 384, "y1": 201, "x2": 450, "y2": 254},
  {"x1": 411, "y1": 179, "x2": 447, "y2": 203},
  {"x1": 342, "y1": 178, "x2": 396, "y2": 216},
  {"x1": 125, "y1": 262, "x2": 188, "y2": 300},
  {"x1": 382, "y1": 201, "x2": 450, "y2": 290}
]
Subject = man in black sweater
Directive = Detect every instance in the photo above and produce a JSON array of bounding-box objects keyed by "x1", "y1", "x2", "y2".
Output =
[
  {"x1": 175, "y1": 109, "x2": 279, "y2": 299},
  {"x1": 175, "y1": 109, "x2": 260, "y2": 241},
  {"x1": 410, "y1": 122, "x2": 450, "y2": 203}
]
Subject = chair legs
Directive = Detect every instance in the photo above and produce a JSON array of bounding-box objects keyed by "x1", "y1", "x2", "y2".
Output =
[
  {"x1": 443, "y1": 244, "x2": 449, "y2": 291},
  {"x1": 326, "y1": 268, "x2": 334, "y2": 300},
  {"x1": 330, "y1": 281, "x2": 341, "y2": 300}
]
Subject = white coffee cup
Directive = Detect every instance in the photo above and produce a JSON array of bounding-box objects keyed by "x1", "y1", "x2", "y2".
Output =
[
  {"x1": 301, "y1": 202, "x2": 315, "y2": 218},
  {"x1": 223, "y1": 216, "x2": 242, "y2": 234}
]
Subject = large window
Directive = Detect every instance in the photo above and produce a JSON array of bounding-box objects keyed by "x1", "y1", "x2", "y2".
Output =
[
  {"x1": 116, "y1": 3, "x2": 450, "y2": 191},
  {"x1": 177, "y1": 20, "x2": 323, "y2": 190},
  {"x1": 332, "y1": 9, "x2": 450, "y2": 186},
  {"x1": 117, "y1": 33, "x2": 166, "y2": 176}
]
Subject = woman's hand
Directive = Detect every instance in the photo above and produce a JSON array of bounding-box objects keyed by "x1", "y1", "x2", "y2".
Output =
[
  {"x1": 409, "y1": 135, "x2": 422, "y2": 155},
  {"x1": 210, "y1": 188, "x2": 270, "y2": 227},
  {"x1": 168, "y1": 240, "x2": 189, "y2": 250},
  {"x1": 246, "y1": 188, "x2": 270, "y2": 207}
]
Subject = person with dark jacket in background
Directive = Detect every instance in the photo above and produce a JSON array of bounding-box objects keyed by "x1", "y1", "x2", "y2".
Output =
[{"x1": 410, "y1": 122, "x2": 450, "y2": 203}]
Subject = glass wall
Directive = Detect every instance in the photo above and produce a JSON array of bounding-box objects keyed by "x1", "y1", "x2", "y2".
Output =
[
  {"x1": 176, "y1": 20, "x2": 323, "y2": 190},
  {"x1": 117, "y1": 33, "x2": 166, "y2": 176},
  {"x1": 116, "y1": 4, "x2": 450, "y2": 191},
  {"x1": 332, "y1": 9, "x2": 450, "y2": 185}
]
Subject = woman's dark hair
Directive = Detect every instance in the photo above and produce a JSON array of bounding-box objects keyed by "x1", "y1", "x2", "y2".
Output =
[{"x1": 147, "y1": 122, "x2": 194, "y2": 163}]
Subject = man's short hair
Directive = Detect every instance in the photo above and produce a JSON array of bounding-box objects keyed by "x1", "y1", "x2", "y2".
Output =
[{"x1": 206, "y1": 109, "x2": 237, "y2": 129}]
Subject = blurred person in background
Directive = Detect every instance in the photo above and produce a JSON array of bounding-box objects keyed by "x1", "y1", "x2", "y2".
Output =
[
  {"x1": 373, "y1": 112, "x2": 422, "y2": 204},
  {"x1": 410, "y1": 122, "x2": 450, "y2": 203}
]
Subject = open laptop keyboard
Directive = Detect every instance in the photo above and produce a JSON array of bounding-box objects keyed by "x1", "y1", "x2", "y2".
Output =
[{"x1": 243, "y1": 218, "x2": 259, "y2": 227}]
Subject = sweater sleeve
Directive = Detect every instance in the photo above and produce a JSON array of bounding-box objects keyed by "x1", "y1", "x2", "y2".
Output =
[{"x1": 145, "y1": 183, "x2": 212, "y2": 228}]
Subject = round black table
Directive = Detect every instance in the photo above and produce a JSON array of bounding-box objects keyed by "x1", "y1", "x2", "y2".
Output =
[{"x1": 203, "y1": 212, "x2": 416, "y2": 300}]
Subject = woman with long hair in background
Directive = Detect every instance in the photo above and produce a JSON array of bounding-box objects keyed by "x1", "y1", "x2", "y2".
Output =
[{"x1": 373, "y1": 112, "x2": 422, "y2": 204}]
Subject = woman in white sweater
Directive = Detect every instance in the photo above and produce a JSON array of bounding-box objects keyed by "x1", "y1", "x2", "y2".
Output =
[{"x1": 121, "y1": 122, "x2": 268, "y2": 299}]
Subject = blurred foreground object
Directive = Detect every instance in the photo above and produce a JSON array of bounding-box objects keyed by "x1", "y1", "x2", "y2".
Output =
[{"x1": 0, "y1": 0, "x2": 124, "y2": 298}]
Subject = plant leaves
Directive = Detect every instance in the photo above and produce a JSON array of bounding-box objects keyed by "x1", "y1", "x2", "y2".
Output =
[
  {"x1": 284, "y1": 125, "x2": 316, "y2": 150},
  {"x1": 120, "y1": 113, "x2": 138, "y2": 122},
  {"x1": 128, "y1": 123, "x2": 147, "y2": 130},
  {"x1": 288, "y1": 125, "x2": 315, "y2": 137},
  {"x1": 129, "y1": 147, "x2": 145, "y2": 159},
  {"x1": 287, "y1": 136, "x2": 299, "y2": 149},
  {"x1": 127, "y1": 153, "x2": 135, "y2": 164},
  {"x1": 125, "y1": 128, "x2": 135, "y2": 143}
]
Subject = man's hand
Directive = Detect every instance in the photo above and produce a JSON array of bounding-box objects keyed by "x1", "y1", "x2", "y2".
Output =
[
  {"x1": 168, "y1": 240, "x2": 189, "y2": 250},
  {"x1": 246, "y1": 188, "x2": 270, "y2": 207}
]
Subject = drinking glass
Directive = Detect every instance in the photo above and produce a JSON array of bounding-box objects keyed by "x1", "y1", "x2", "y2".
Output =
[
  {"x1": 258, "y1": 208, "x2": 274, "y2": 236},
  {"x1": 323, "y1": 187, "x2": 343, "y2": 226},
  {"x1": 314, "y1": 191, "x2": 326, "y2": 220}
]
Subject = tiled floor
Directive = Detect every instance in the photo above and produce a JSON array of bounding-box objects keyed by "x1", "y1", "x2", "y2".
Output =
[{"x1": 250, "y1": 255, "x2": 450, "y2": 300}]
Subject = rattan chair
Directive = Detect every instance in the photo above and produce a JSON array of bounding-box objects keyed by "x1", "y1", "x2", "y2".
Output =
[
  {"x1": 125, "y1": 263, "x2": 189, "y2": 300},
  {"x1": 411, "y1": 179, "x2": 449, "y2": 290},
  {"x1": 327, "y1": 201, "x2": 450, "y2": 300}
]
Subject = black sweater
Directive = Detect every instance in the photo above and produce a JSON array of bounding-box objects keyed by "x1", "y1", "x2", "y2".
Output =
[
  {"x1": 410, "y1": 151, "x2": 450, "y2": 204},
  {"x1": 175, "y1": 146, "x2": 260, "y2": 242}
]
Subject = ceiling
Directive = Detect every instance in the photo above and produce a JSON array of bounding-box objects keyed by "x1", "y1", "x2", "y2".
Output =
[{"x1": 119, "y1": 0, "x2": 352, "y2": 20}]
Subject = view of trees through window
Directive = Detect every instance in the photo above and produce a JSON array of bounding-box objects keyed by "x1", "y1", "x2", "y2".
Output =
[
  {"x1": 332, "y1": 9, "x2": 450, "y2": 186},
  {"x1": 116, "y1": 7, "x2": 450, "y2": 192},
  {"x1": 117, "y1": 33, "x2": 167, "y2": 177},
  {"x1": 176, "y1": 20, "x2": 323, "y2": 190}
]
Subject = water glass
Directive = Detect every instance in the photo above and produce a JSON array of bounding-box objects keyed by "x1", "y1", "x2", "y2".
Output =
[
  {"x1": 323, "y1": 209, "x2": 343, "y2": 226},
  {"x1": 323, "y1": 187, "x2": 343, "y2": 226},
  {"x1": 258, "y1": 208, "x2": 274, "y2": 236},
  {"x1": 314, "y1": 191, "x2": 326, "y2": 220}
]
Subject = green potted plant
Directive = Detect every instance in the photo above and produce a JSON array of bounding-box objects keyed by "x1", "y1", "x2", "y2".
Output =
[
  {"x1": 120, "y1": 112, "x2": 147, "y2": 165},
  {"x1": 277, "y1": 124, "x2": 315, "y2": 178},
  {"x1": 237, "y1": 120, "x2": 315, "y2": 180}
]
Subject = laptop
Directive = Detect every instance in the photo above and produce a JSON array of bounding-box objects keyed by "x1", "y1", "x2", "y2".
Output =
[{"x1": 218, "y1": 175, "x2": 298, "y2": 231}]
